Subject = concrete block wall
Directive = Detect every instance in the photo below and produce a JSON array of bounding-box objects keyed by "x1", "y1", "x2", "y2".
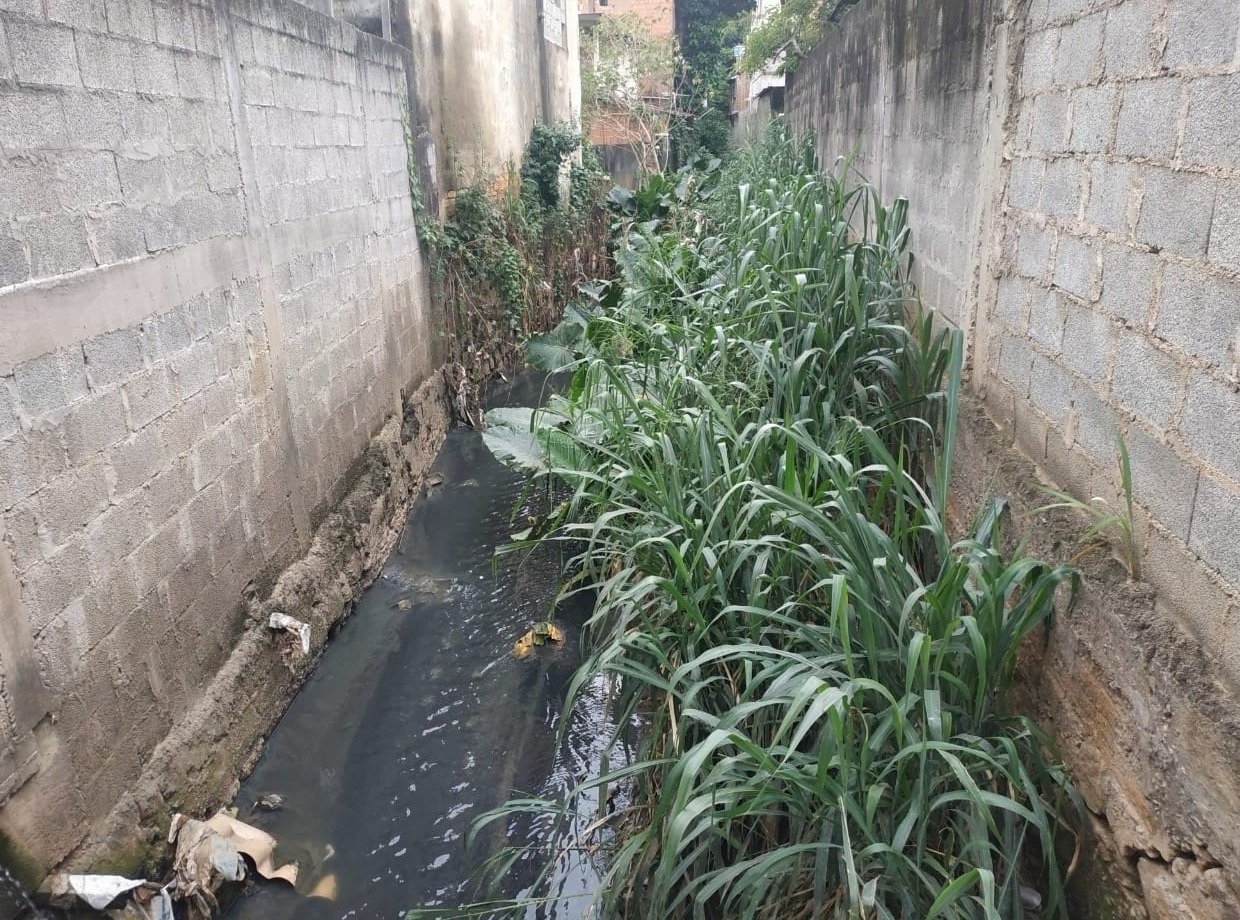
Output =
[
  {"x1": 990, "y1": 0, "x2": 1240, "y2": 657},
  {"x1": 0, "y1": 0, "x2": 431, "y2": 869},
  {"x1": 787, "y1": 0, "x2": 1240, "y2": 913}
]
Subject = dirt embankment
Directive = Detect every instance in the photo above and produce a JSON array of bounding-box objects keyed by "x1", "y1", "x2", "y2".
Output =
[{"x1": 951, "y1": 395, "x2": 1240, "y2": 920}]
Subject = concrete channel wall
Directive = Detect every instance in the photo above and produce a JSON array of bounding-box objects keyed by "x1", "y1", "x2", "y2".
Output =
[
  {"x1": 0, "y1": 0, "x2": 579, "y2": 877},
  {"x1": 788, "y1": 0, "x2": 1240, "y2": 916}
]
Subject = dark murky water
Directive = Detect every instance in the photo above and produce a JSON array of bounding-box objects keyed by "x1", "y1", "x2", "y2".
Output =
[{"x1": 222, "y1": 374, "x2": 612, "y2": 920}]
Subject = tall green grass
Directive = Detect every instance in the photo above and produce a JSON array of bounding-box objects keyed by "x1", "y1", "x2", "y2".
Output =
[{"x1": 476, "y1": 128, "x2": 1080, "y2": 919}]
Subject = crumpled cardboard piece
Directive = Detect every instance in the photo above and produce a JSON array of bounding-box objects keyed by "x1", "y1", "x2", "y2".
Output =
[{"x1": 169, "y1": 810, "x2": 298, "y2": 917}]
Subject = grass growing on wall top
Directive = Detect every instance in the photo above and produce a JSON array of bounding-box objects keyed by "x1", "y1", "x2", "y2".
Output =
[{"x1": 456, "y1": 127, "x2": 1082, "y2": 919}]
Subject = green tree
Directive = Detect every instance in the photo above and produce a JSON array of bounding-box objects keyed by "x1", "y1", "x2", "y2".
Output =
[{"x1": 738, "y1": 0, "x2": 862, "y2": 74}]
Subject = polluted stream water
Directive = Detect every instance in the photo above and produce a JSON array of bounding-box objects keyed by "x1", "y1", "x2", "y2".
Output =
[{"x1": 217, "y1": 373, "x2": 614, "y2": 920}]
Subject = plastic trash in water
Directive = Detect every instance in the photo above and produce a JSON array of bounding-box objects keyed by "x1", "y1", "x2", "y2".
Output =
[{"x1": 46, "y1": 874, "x2": 146, "y2": 909}]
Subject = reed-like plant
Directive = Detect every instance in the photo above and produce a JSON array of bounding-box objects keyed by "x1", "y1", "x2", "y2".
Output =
[{"x1": 459, "y1": 126, "x2": 1080, "y2": 920}]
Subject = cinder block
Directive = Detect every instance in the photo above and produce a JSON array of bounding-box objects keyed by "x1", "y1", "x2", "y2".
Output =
[
  {"x1": 39, "y1": 461, "x2": 112, "y2": 548},
  {"x1": 0, "y1": 90, "x2": 69, "y2": 152},
  {"x1": 1029, "y1": 90, "x2": 1070, "y2": 154},
  {"x1": 142, "y1": 455, "x2": 192, "y2": 527},
  {"x1": 0, "y1": 159, "x2": 57, "y2": 220},
  {"x1": 55, "y1": 152, "x2": 123, "y2": 211},
  {"x1": 1103, "y1": 0, "x2": 1158, "y2": 76},
  {"x1": 131, "y1": 42, "x2": 179, "y2": 98},
  {"x1": 1099, "y1": 243, "x2": 1156, "y2": 325},
  {"x1": 84, "y1": 327, "x2": 146, "y2": 390},
  {"x1": 996, "y1": 275, "x2": 1033, "y2": 330},
  {"x1": 1206, "y1": 181, "x2": 1240, "y2": 275},
  {"x1": 1069, "y1": 83, "x2": 1117, "y2": 153},
  {"x1": 1136, "y1": 168, "x2": 1215, "y2": 259},
  {"x1": 173, "y1": 51, "x2": 216, "y2": 101},
  {"x1": 8, "y1": 21, "x2": 80, "y2": 88},
  {"x1": 1086, "y1": 161, "x2": 1135, "y2": 235},
  {"x1": 22, "y1": 540, "x2": 91, "y2": 634},
  {"x1": 116, "y1": 156, "x2": 168, "y2": 205},
  {"x1": 1116, "y1": 79, "x2": 1182, "y2": 160},
  {"x1": 1112, "y1": 330, "x2": 1182, "y2": 429},
  {"x1": 996, "y1": 332, "x2": 1034, "y2": 396},
  {"x1": 0, "y1": 379, "x2": 18, "y2": 440},
  {"x1": 63, "y1": 388, "x2": 128, "y2": 465},
  {"x1": 1184, "y1": 74, "x2": 1240, "y2": 170},
  {"x1": 1054, "y1": 13, "x2": 1104, "y2": 85},
  {"x1": 1041, "y1": 158, "x2": 1081, "y2": 221},
  {"x1": 1155, "y1": 263, "x2": 1240, "y2": 368},
  {"x1": 107, "y1": 422, "x2": 168, "y2": 496},
  {"x1": 1053, "y1": 233, "x2": 1100, "y2": 301},
  {"x1": 1164, "y1": 0, "x2": 1240, "y2": 69},
  {"x1": 1067, "y1": 382, "x2": 1117, "y2": 463},
  {"x1": 47, "y1": 0, "x2": 108, "y2": 30},
  {"x1": 152, "y1": 0, "x2": 196, "y2": 50},
  {"x1": 23, "y1": 214, "x2": 94, "y2": 279},
  {"x1": 1125, "y1": 424, "x2": 1198, "y2": 542},
  {"x1": 122, "y1": 365, "x2": 177, "y2": 430},
  {"x1": 142, "y1": 202, "x2": 191, "y2": 252},
  {"x1": 104, "y1": 0, "x2": 157, "y2": 40},
  {"x1": 0, "y1": 236, "x2": 29, "y2": 287},
  {"x1": 61, "y1": 92, "x2": 126, "y2": 150},
  {"x1": 168, "y1": 342, "x2": 217, "y2": 399},
  {"x1": 1030, "y1": 353, "x2": 1075, "y2": 422},
  {"x1": 128, "y1": 517, "x2": 185, "y2": 595},
  {"x1": 1181, "y1": 375, "x2": 1240, "y2": 483},
  {"x1": 0, "y1": 429, "x2": 65, "y2": 512},
  {"x1": 14, "y1": 348, "x2": 86, "y2": 418},
  {"x1": 190, "y1": 423, "x2": 234, "y2": 490},
  {"x1": 76, "y1": 32, "x2": 138, "y2": 93},
  {"x1": 1061, "y1": 303, "x2": 1111, "y2": 381},
  {"x1": 87, "y1": 206, "x2": 147, "y2": 265},
  {"x1": 1189, "y1": 473, "x2": 1240, "y2": 586}
]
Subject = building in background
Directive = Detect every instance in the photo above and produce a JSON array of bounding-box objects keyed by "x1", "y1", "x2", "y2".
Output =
[
  {"x1": 731, "y1": 0, "x2": 786, "y2": 143},
  {"x1": 580, "y1": 0, "x2": 677, "y2": 186}
]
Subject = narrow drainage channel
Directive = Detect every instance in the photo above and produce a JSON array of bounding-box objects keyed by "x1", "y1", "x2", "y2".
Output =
[{"x1": 221, "y1": 372, "x2": 611, "y2": 920}]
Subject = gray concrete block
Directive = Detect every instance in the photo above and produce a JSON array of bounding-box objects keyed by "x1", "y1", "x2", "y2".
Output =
[
  {"x1": 24, "y1": 214, "x2": 94, "y2": 279},
  {"x1": 1054, "y1": 13, "x2": 1103, "y2": 85},
  {"x1": 63, "y1": 388, "x2": 128, "y2": 465},
  {"x1": 0, "y1": 379, "x2": 18, "y2": 440},
  {"x1": 14, "y1": 349, "x2": 83, "y2": 418},
  {"x1": 1116, "y1": 79, "x2": 1182, "y2": 160},
  {"x1": 142, "y1": 454, "x2": 192, "y2": 527},
  {"x1": 1018, "y1": 221, "x2": 1054, "y2": 281},
  {"x1": 131, "y1": 42, "x2": 179, "y2": 97},
  {"x1": 1041, "y1": 157, "x2": 1081, "y2": 220},
  {"x1": 191, "y1": 423, "x2": 234, "y2": 490},
  {"x1": 87, "y1": 206, "x2": 147, "y2": 265},
  {"x1": 84, "y1": 327, "x2": 146, "y2": 390},
  {"x1": 1030, "y1": 288, "x2": 1067, "y2": 350},
  {"x1": 1181, "y1": 375, "x2": 1240, "y2": 483},
  {"x1": 47, "y1": 0, "x2": 108, "y2": 30},
  {"x1": 39, "y1": 461, "x2": 111, "y2": 548},
  {"x1": 104, "y1": 0, "x2": 156, "y2": 40},
  {"x1": 1068, "y1": 382, "x2": 1117, "y2": 463},
  {"x1": 1208, "y1": 184, "x2": 1240, "y2": 276},
  {"x1": 75, "y1": 32, "x2": 137, "y2": 93},
  {"x1": 1030, "y1": 90, "x2": 1070, "y2": 153},
  {"x1": 116, "y1": 156, "x2": 168, "y2": 205},
  {"x1": 1069, "y1": 83, "x2": 1117, "y2": 153},
  {"x1": 55, "y1": 152, "x2": 124, "y2": 211},
  {"x1": 0, "y1": 159, "x2": 56, "y2": 219},
  {"x1": 1099, "y1": 243, "x2": 1156, "y2": 325},
  {"x1": 149, "y1": 306, "x2": 194, "y2": 356},
  {"x1": 1136, "y1": 168, "x2": 1215, "y2": 259},
  {"x1": 0, "y1": 236, "x2": 29, "y2": 287},
  {"x1": 1164, "y1": 0, "x2": 1240, "y2": 69},
  {"x1": 1184, "y1": 74, "x2": 1240, "y2": 170},
  {"x1": 61, "y1": 92, "x2": 126, "y2": 150},
  {"x1": 1155, "y1": 263, "x2": 1240, "y2": 368},
  {"x1": 997, "y1": 333, "x2": 1034, "y2": 395},
  {"x1": 1125, "y1": 424, "x2": 1198, "y2": 542},
  {"x1": 84, "y1": 493, "x2": 152, "y2": 574},
  {"x1": 0, "y1": 89, "x2": 69, "y2": 151},
  {"x1": 168, "y1": 342, "x2": 217, "y2": 399},
  {"x1": 1053, "y1": 233, "x2": 1100, "y2": 301},
  {"x1": 22, "y1": 540, "x2": 91, "y2": 633},
  {"x1": 1103, "y1": 0, "x2": 1158, "y2": 76},
  {"x1": 152, "y1": 0, "x2": 196, "y2": 50},
  {"x1": 1061, "y1": 303, "x2": 1111, "y2": 381},
  {"x1": 8, "y1": 21, "x2": 79, "y2": 88},
  {"x1": 141, "y1": 202, "x2": 193, "y2": 252},
  {"x1": 1030, "y1": 353, "x2": 1075, "y2": 421},
  {"x1": 122, "y1": 366, "x2": 177, "y2": 429},
  {"x1": 106, "y1": 423, "x2": 167, "y2": 496},
  {"x1": 1112, "y1": 330, "x2": 1182, "y2": 429},
  {"x1": 173, "y1": 51, "x2": 216, "y2": 101},
  {"x1": 1188, "y1": 473, "x2": 1240, "y2": 586},
  {"x1": 1086, "y1": 161, "x2": 1135, "y2": 235},
  {"x1": 0, "y1": 429, "x2": 64, "y2": 512}
]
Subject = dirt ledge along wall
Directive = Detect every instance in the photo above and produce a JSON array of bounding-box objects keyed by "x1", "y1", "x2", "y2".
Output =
[
  {"x1": 787, "y1": 0, "x2": 1240, "y2": 916},
  {"x1": 0, "y1": 0, "x2": 578, "y2": 880}
]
